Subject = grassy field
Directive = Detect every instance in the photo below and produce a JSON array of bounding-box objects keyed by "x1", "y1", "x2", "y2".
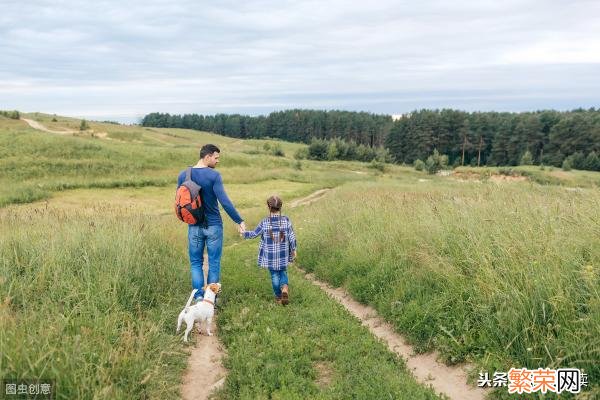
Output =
[
  {"x1": 1, "y1": 114, "x2": 599, "y2": 399},
  {"x1": 297, "y1": 179, "x2": 600, "y2": 398},
  {"x1": 454, "y1": 165, "x2": 600, "y2": 188}
]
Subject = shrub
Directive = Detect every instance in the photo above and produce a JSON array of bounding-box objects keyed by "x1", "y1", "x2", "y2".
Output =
[
  {"x1": 294, "y1": 147, "x2": 308, "y2": 160},
  {"x1": 570, "y1": 152, "x2": 585, "y2": 169},
  {"x1": 425, "y1": 149, "x2": 448, "y2": 175},
  {"x1": 270, "y1": 143, "x2": 285, "y2": 157},
  {"x1": 308, "y1": 138, "x2": 329, "y2": 160},
  {"x1": 368, "y1": 159, "x2": 386, "y2": 172},
  {"x1": 583, "y1": 151, "x2": 600, "y2": 171},
  {"x1": 414, "y1": 159, "x2": 425, "y2": 171},
  {"x1": 374, "y1": 147, "x2": 394, "y2": 163},
  {"x1": 520, "y1": 150, "x2": 533, "y2": 165}
]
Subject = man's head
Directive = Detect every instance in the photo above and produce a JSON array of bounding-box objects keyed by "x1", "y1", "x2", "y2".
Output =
[{"x1": 199, "y1": 144, "x2": 220, "y2": 168}]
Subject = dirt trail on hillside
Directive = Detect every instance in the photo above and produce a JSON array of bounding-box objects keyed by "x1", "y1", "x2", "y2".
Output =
[
  {"x1": 21, "y1": 118, "x2": 77, "y2": 134},
  {"x1": 302, "y1": 271, "x2": 487, "y2": 400},
  {"x1": 21, "y1": 118, "x2": 108, "y2": 138},
  {"x1": 290, "y1": 188, "x2": 331, "y2": 208}
]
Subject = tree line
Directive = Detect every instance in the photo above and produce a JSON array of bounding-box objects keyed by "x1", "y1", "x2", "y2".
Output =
[
  {"x1": 141, "y1": 110, "x2": 392, "y2": 147},
  {"x1": 141, "y1": 108, "x2": 600, "y2": 170}
]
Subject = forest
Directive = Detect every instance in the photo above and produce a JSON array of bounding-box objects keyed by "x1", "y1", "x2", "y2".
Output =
[{"x1": 141, "y1": 108, "x2": 600, "y2": 170}]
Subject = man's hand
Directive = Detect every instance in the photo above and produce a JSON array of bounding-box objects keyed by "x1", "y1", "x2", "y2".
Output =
[{"x1": 238, "y1": 221, "x2": 246, "y2": 235}]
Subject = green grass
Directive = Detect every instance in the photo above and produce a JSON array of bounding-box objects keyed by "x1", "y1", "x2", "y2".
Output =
[
  {"x1": 0, "y1": 116, "x2": 379, "y2": 207},
  {"x1": 0, "y1": 205, "x2": 189, "y2": 399},
  {"x1": 214, "y1": 242, "x2": 442, "y2": 400},
  {"x1": 296, "y1": 180, "x2": 600, "y2": 399}
]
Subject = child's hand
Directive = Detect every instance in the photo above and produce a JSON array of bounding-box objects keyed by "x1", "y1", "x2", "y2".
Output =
[{"x1": 292, "y1": 250, "x2": 297, "y2": 261}]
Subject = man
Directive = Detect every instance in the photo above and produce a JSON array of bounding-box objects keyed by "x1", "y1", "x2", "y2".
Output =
[{"x1": 177, "y1": 144, "x2": 245, "y2": 302}]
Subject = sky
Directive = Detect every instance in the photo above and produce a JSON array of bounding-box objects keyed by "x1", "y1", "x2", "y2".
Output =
[{"x1": 1, "y1": 0, "x2": 599, "y2": 123}]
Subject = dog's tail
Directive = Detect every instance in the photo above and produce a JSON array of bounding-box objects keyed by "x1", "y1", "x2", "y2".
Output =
[
  {"x1": 177, "y1": 289, "x2": 198, "y2": 333},
  {"x1": 185, "y1": 289, "x2": 198, "y2": 309}
]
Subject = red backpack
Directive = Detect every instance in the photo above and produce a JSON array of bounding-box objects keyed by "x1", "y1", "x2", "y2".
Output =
[{"x1": 175, "y1": 167, "x2": 207, "y2": 226}]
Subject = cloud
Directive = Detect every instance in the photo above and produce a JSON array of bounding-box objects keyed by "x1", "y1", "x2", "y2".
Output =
[{"x1": 1, "y1": 0, "x2": 599, "y2": 121}]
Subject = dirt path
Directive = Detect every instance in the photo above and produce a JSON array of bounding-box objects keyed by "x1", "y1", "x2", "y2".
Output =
[
  {"x1": 181, "y1": 256, "x2": 228, "y2": 400},
  {"x1": 302, "y1": 271, "x2": 487, "y2": 400},
  {"x1": 290, "y1": 188, "x2": 331, "y2": 208},
  {"x1": 21, "y1": 118, "x2": 77, "y2": 135},
  {"x1": 21, "y1": 118, "x2": 108, "y2": 138},
  {"x1": 180, "y1": 331, "x2": 227, "y2": 400}
]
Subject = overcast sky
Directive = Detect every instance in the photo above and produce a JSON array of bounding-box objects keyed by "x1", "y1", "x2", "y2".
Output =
[{"x1": 1, "y1": 0, "x2": 599, "y2": 122}]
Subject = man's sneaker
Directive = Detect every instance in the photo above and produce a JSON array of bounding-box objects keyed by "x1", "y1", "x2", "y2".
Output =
[
  {"x1": 275, "y1": 296, "x2": 282, "y2": 305},
  {"x1": 281, "y1": 285, "x2": 289, "y2": 305}
]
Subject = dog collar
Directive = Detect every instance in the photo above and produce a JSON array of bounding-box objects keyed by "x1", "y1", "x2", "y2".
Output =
[{"x1": 202, "y1": 299, "x2": 215, "y2": 306}]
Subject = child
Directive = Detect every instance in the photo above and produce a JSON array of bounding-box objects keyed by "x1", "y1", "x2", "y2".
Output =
[{"x1": 242, "y1": 195, "x2": 297, "y2": 305}]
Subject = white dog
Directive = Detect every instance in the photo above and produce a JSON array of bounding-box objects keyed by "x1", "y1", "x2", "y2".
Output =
[{"x1": 176, "y1": 283, "x2": 221, "y2": 342}]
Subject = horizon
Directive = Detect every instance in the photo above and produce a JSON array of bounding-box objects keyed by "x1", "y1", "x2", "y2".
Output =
[{"x1": 36, "y1": 105, "x2": 600, "y2": 126}]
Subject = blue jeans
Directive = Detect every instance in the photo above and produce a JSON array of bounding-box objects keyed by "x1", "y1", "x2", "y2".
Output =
[
  {"x1": 269, "y1": 269, "x2": 289, "y2": 297},
  {"x1": 188, "y1": 224, "x2": 223, "y2": 300}
]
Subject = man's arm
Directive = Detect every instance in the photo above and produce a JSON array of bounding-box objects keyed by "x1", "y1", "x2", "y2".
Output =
[{"x1": 213, "y1": 173, "x2": 244, "y2": 224}]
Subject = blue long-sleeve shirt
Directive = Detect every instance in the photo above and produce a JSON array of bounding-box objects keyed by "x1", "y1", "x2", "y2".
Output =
[{"x1": 177, "y1": 167, "x2": 243, "y2": 226}]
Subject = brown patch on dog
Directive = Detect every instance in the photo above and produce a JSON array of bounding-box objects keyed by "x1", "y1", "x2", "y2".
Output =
[
  {"x1": 207, "y1": 283, "x2": 221, "y2": 294},
  {"x1": 314, "y1": 361, "x2": 334, "y2": 388}
]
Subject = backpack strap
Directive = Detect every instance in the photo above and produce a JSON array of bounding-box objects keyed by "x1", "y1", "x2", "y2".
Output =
[{"x1": 185, "y1": 167, "x2": 193, "y2": 181}]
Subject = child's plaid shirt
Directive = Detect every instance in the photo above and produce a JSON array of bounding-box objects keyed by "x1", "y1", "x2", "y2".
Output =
[{"x1": 243, "y1": 215, "x2": 297, "y2": 271}]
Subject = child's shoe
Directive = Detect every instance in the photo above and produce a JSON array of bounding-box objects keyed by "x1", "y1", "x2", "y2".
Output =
[{"x1": 281, "y1": 285, "x2": 289, "y2": 305}]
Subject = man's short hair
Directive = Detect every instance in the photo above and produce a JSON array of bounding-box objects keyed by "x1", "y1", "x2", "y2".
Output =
[{"x1": 200, "y1": 144, "x2": 220, "y2": 159}]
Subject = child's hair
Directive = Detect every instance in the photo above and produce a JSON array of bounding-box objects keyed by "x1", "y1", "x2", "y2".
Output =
[{"x1": 267, "y1": 195, "x2": 285, "y2": 242}]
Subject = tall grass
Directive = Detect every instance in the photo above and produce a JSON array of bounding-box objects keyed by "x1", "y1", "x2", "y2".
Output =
[
  {"x1": 297, "y1": 181, "x2": 600, "y2": 398},
  {"x1": 0, "y1": 205, "x2": 190, "y2": 399},
  {"x1": 0, "y1": 183, "x2": 444, "y2": 399},
  {"x1": 455, "y1": 166, "x2": 600, "y2": 188}
]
